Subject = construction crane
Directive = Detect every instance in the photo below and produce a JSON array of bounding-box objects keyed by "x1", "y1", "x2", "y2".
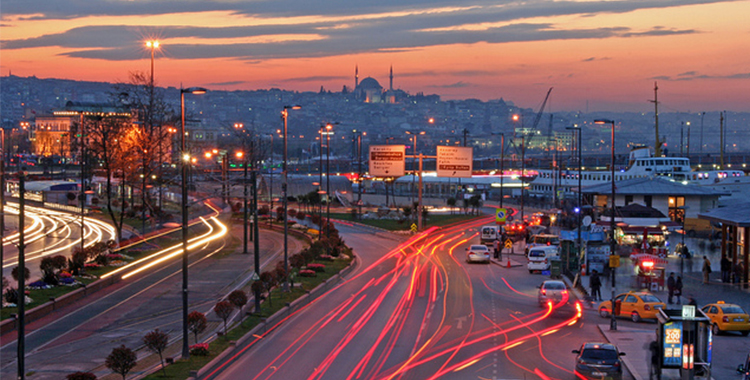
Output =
[{"x1": 524, "y1": 87, "x2": 553, "y2": 149}]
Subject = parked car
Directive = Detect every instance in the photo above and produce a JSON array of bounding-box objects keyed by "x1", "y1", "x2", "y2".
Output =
[
  {"x1": 598, "y1": 291, "x2": 665, "y2": 322},
  {"x1": 701, "y1": 301, "x2": 750, "y2": 336},
  {"x1": 465, "y1": 245, "x2": 491, "y2": 264},
  {"x1": 527, "y1": 246, "x2": 559, "y2": 273},
  {"x1": 572, "y1": 342, "x2": 625, "y2": 380}
]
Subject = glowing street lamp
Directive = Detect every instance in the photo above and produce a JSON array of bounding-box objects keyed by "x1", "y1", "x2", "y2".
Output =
[
  {"x1": 594, "y1": 118, "x2": 617, "y2": 331},
  {"x1": 180, "y1": 86, "x2": 206, "y2": 358},
  {"x1": 281, "y1": 105, "x2": 301, "y2": 292}
]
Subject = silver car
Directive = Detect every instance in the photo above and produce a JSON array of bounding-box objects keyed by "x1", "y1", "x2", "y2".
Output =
[
  {"x1": 537, "y1": 280, "x2": 569, "y2": 307},
  {"x1": 466, "y1": 245, "x2": 491, "y2": 263}
]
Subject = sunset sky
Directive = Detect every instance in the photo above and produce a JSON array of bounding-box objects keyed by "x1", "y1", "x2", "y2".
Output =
[{"x1": 2, "y1": 0, "x2": 749, "y2": 112}]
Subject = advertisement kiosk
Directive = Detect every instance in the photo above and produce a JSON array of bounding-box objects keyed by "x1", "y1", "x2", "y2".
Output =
[{"x1": 654, "y1": 307, "x2": 712, "y2": 380}]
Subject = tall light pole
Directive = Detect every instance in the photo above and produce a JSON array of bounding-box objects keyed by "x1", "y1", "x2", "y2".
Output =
[
  {"x1": 595, "y1": 118, "x2": 616, "y2": 331},
  {"x1": 180, "y1": 86, "x2": 206, "y2": 358},
  {"x1": 281, "y1": 105, "x2": 301, "y2": 292},
  {"x1": 265, "y1": 131, "x2": 278, "y2": 213},
  {"x1": 678, "y1": 205, "x2": 689, "y2": 279},
  {"x1": 353, "y1": 130, "x2": 365, "y2": 219},
  {"x1": 326, "y1": 124, "x2": 334, "y2": 246},
  {"x1": 566, "y1": 124, "x2": 583, "y2": 275},
  {"x1": 146, "y1": 40, "x2": 162, "y2": 214},
  {"x1": 405, "y1": 130, "x2": 425, "y2": 221}
]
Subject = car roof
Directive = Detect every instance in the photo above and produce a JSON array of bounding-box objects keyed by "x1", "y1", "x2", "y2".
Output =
[
  {"x1": 582, "y1": 342, "x2": 618, "y2": 350},
  {"x1": 542, "y1": 280, "x2": 565, "y2": 286}
]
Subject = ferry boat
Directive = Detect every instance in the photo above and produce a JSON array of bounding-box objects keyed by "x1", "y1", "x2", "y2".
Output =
[{"x1": 529, "y1": 146, "x2": 749, "y2": 201}]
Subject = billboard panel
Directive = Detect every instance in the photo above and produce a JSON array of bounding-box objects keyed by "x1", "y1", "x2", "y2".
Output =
[
  {"x1": 436, "y1": 146, "x2": 473, "y2": 178},
  {"x1": 369, "y1": 145, "x2": 405, "y2": 177}
]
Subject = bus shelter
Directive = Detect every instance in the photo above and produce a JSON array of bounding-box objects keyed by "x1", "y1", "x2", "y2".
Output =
[{"x1": 654, "y1": 307, "x2": 712, "y2": 380}]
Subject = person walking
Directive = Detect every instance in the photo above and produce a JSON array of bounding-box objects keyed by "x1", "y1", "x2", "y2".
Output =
[
  {"x1": 667, "y1": 272, "x2": 676, "y2": 304},
  {"x1": 493, "y1": 238, "x2": 500, "y2": 260},
  {"x1": 675, "y1": 276, "x2": 683, "y2": 305},
  {"x1": 590, "y1": 269, "x2": 602, "y2": 302},
  {"x1": 721, "y1": 255, "x2": 731, "y2": 283},
  {"x1": 702, "y1": 256, "x2": 712, "y2": 284}
]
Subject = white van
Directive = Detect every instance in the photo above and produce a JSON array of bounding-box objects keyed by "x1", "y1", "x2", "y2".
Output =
[
  {"x1": 480, "y1": 225, "x2": 500, "y2": 245},
  {"x1": 527, "y1": 246, "x2": 560, "y2": 273}
]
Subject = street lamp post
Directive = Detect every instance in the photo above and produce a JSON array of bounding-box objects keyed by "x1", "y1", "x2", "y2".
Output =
[
  {"x1": 180, "y1": 87, "x2": 206, "y2": 358},
  {"x1": 326, "y1": 124, "x2": 333, "y2": 245},
  {"x1": 595, "y1": 118, "x2": 617, "y2": 331},
  {"x1": 354, "y1": 130, "x2": 365, "y2": 219},
  {"x1": 566, "y1": 125, "x2": 583, "y2": 274},
  {"x1": 281, "y1": 105, "x2": 301, "y2": 292},
  {"x1": 678, "y1": 205, "x2": 689, "y2": 279},
  {"x1": 145, "y1": 40, "x2": 164, "y2": 210},
  {"x1": 405, "y1": 130, "x2": 425, "y2": 226}
]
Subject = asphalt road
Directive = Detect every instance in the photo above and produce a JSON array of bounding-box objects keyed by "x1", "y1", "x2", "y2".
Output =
[
  {"x1": 204, "y1": 218, "x2": 626, "y2": 380},
  {"x1": 0, "y1": 221, "x2": 301, "y2": 379}
]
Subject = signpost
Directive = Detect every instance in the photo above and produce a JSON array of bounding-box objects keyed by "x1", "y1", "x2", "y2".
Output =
[
  {"x1": 369, "y1": 145, "x2": 405, "y2": 177},
  {"x1": 436, "y1": 146, "x2": 473, "y2": 178},
  {"x1": 495, "y1": 208, "x2": 507, "y2": 225}
]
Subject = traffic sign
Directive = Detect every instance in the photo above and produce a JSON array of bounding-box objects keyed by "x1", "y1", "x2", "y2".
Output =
[
  {"x1": 369, "y1": 145, "x2": 406, "y2": 177},
  {"x1": 250, "y1": 272, "x2": 260, "y2": 281},
  {"x1": 436, "y1": 146, "x2": 473, "y2": 178},
  {"x1": 504, "y1": 239, "x2": 513, "y2": 249},
  {"x1": 495, "y1": 208, "x2": 507, "y2": 225},
  {"x1": 410, "y1": 223, "x2": 418, "y2": 232}
]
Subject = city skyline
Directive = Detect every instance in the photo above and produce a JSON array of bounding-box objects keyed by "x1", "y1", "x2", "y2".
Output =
[{"x1": 2, "y1": 0, "x2": 749, "y2": 113}]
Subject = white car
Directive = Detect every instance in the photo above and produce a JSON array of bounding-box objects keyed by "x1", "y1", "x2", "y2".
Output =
[
  {"x1": 537, "y1": 280, "x2": 569, "y2": 307},
  {"x1": 466, "y1": 245, "x2": 491, "y2": 263}
]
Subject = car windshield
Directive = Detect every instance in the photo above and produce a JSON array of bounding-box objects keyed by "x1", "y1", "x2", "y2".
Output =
[
  {"x1": 581, "y1": 348, "x2": 618, "y2": 360},
  {"x1": 544, "y1": 282, "x2": 565, "y2": 290},
  {"x1": 640, "y1": 294, "x2": 661, "y2": 303},
  {"x1": 529, "y1": 250, "x2": 545, "y2": 257},
  {"x1": 721, "y1": 305, "x2": 746, "y2": 314}
]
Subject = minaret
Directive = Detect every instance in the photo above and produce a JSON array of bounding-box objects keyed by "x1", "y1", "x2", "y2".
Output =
[
  {"x1": 389, "y1": 65, "x2": 393, "y2": 91},
  {"x1": 355, "y1": 65, "x2": 359, "y2": 89}
]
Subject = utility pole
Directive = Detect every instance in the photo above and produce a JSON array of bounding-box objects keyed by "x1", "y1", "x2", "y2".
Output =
[{"x1": 17, "y1": 172, "x2": 26, "y2": 380}]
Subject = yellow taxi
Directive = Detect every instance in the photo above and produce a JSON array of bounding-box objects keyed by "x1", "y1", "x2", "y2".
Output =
[
  {"x1": 598, "y1": 291, "x2": 666, "y2": 323},
  {"x1": 701, "y1": 301, "x2": 750, "y2": 336}
]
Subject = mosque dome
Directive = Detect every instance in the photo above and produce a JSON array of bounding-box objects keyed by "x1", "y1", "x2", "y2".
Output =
[{"x1": 357, "y1": 77, "x2": 382, "y2": 90}]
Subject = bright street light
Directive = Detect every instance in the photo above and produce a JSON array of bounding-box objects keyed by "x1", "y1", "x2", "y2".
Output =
[{"x1": 180, "y1": 86, "x2": 207, "y2": 358}]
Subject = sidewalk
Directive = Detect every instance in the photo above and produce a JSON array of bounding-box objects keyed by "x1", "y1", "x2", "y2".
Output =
[{"x1": 567, "y1": 254, "x2": 749, "y2": 380}]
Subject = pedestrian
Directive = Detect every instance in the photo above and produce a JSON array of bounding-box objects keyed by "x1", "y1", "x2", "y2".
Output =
[
  {"x1": 734, "y1": 261, "x2": 744, "y2": 285},
  {"x1": 720, "y1": 255, "x2": 731, "y2": 283},
  {"x1": 493, "y1": 238, "x2": 500, "y2": 259},
  {"x1": 667, "y1": 272, "x2": 676, "y2": 304},
  {"x1": 649, "y1": 338, "x2": 661, "y2": 380},
  {"x1": 675, "y1": 276, "x2": 683, "y2": 305},
  {"x1": 702, "y1": 256, "x2": 712, "y2": 284},
  {"x1": 590, "y1": 269, "x2": 602, "y2": 301}
]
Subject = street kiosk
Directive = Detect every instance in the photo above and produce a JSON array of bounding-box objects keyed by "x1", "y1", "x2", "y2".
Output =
[{"x1": 653, "y1": 307, "x2": 712, "y2": 380}]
